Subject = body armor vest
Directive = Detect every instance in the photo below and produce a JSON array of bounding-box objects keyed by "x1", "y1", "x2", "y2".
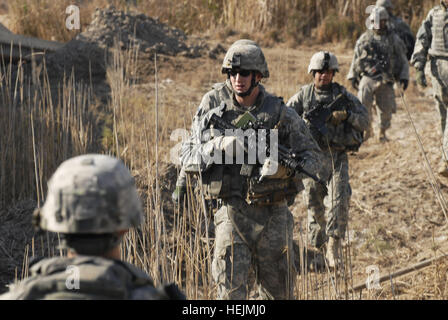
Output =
[
  {"x1": 200, "y1": 83, "x2": 299, "y2": 202},
  {"x1": 2, "y1": 256, "x2": 170, "y2": 300},
  {"x1": 429, "y1": 6, "x2": 448, "y2": 57},
  {"x1": 300, "y1": 83, "x2": 363, "y2": 152}
]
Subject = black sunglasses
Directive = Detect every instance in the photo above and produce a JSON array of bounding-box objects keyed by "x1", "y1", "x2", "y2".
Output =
[{"x1": 228, "y1": 69, "x2": 252, "y2": 77}]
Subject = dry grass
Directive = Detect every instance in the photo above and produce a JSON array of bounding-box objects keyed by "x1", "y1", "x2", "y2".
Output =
[
  {"x1": 0, "y1": 53, "x2": 94, "y2": 208},
  {"x1": 3, "y1": 0, "x2": 442, "y2": 45},
  {"x1": 2, "y1": 1, "x2": 448, "y2": 300}
]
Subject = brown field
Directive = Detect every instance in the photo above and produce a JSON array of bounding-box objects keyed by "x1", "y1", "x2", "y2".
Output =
[{"x1": 1, "y1": 0, "x2": 448, "y2": 300}]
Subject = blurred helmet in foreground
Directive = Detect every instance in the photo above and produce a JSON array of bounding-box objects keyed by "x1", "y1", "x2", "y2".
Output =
[{"x1": 37, "y1": 154, "x2": 143, "y2": 234}]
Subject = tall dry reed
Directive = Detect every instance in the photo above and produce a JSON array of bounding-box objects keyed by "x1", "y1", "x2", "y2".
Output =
[
  {"x1": 105, "y1": 40, "x2": 215, "y2": 298},
  {"x1": 0, "y1": 51, "x2": 94, "y2": 209},
  {"x1": 5, "y1": 0, "x2": 442, "y2": 45}
]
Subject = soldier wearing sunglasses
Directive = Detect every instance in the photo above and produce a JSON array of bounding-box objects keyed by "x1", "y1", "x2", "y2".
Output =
[{"x1": 177, "y1": 39, "x2": 321, "y2": 299}]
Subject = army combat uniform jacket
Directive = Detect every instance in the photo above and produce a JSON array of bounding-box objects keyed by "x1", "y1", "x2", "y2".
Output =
[
  {"x1": 389, "y1": 14, "x2": 415, "y2": 61},
  {"x1": 411, "y1": 1, "x2": 448, "y2": 165},
  {"x1": 348, "y1": 29, "x2": 408, "y2": 134},
  {"x1": 287, "y1": 83, "x2": 368, "y2": 152},
  {"x1": 0, "y1": 256, "x2": 179, "y2": 300},
  {"x1": 348, "y1": 29, "x2": 409, "y2": 84},
  {"x1": 181, "y1": 80, "x2": 321, "y2": 201},
  {"x1": 180, "y1": 80, "x2": 321, "y2": 299},
  {"x1": 287, "y1": 82, "x2": 368, "y2": 247}
]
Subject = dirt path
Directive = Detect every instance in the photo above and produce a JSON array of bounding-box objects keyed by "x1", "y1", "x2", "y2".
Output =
[
  {"x1": 285, "y1": 44, "x2": 448, "y2": 299},
  {"x1": 1, "y1": 31, "x2": 447, "y2": 298}
]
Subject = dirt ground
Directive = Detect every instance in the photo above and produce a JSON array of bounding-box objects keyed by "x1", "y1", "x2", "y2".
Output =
[
  {"x1": 144, "y1": 39, "x2": 448, "y2": 299},
  {"x1": 1, "y1": 7, "x2": 448, "y2": 298}
]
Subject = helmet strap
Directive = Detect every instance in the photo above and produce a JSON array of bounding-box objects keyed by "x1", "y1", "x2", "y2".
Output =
[{"x1": 234, "y1": 71, "x2": 259, "y2": 97}]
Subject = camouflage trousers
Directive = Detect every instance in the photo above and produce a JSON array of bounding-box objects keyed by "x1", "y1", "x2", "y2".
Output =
[
  {"x1": 211, "y1": 196, "x2": 295, "y2": 300},
  {"x1": 430, "y1": 58, "x2": 448, "y2": 163},
  {"x1": 358, "y1": 76, "x2": 396, "y2": 131},
  {"x1": 302, "y1": 150, "x2": 351, "y2": 248}
]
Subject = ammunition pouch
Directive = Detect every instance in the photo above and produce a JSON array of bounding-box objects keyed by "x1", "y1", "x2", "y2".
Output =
[
  {"x1": 201, "y1": 165, "x2": 244, "y2": 200},
  {"x1": 246, "y1": 177, "x2": 302, "y2": 206},
  {"x1": 327, "y1": 124, "x2": 364, "y2": 152}
]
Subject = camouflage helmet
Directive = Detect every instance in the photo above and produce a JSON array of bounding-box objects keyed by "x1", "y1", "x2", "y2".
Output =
[
  {"x1": 37, "y1": 154, "x2": 143, "y2": 234},
  {"x1": 221, "y1": 39, "x2": 269, "y2": 78},
  {"x1": 308, "y1": 51, "x2": 339, "y2": 73},
  {"x1": 369, "y1": 6, "x2": 389, "y2": 22},
  {"x1": 376, "y1": 0, "x2": 393, "y2": 9}
]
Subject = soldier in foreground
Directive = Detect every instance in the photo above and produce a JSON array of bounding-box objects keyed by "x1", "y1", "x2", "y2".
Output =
[
  {"x1": 347, "y1": 6, "x2": 409, "y2": 142},
  {"x1": 411, "y1": 0, "x2": 448, "y2": 177},
  {"x1": 180, "y1": 39, "x2": 321, "y2": 299},
  {"x1": 0, "y1": 154, "x2": 184, "y2": 300},
  {"x1": 287, "y1": 51, "x2": 369, "y2": 269},
  {"x1": 376, "y1": 0, "x2": 415, "y2": 60}
]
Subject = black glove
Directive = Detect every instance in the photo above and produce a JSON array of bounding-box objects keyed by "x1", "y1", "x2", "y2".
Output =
[
  {"x1": 350, "y1": 78, "x2": 359, "y2": 91},
  {"x1": 400, "y1": 79, "x2": 409, "y2": 91}
]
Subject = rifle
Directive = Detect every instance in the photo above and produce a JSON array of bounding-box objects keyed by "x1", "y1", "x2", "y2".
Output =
[
  {"x1": 363, "y1": 41, "x2": 390, "y2": 78},
  {"x1": 207, "y1": 112, "x2": 326, "y2": 189},
  {"x1": 304, "y1": 93, "x2": 351, "y2": 136}
]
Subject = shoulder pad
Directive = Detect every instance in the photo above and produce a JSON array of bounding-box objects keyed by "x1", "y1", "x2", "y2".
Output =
[{"x1": 211, "y1": 82, "x2": 225, "y2": 90}]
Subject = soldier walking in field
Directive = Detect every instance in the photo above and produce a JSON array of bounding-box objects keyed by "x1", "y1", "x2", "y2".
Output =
[
  {"x1": 348, "y1": 6, "x2": 409, "y2": 142},
  {"x1": 180, "y1": 39, "x2": 321, "y2": 299},
  {"x1": 376, "y1": 0, "x2": 415, "y2": 61},
  {"x1": 411, "y1": 0, "x2": 448, "y2": 177},
  {"x1": 0, "y1": 154, "x2": 184, "y2": 300},
  {"x1": 287, "y1": 51, "x2": 369, "y2": 269}
]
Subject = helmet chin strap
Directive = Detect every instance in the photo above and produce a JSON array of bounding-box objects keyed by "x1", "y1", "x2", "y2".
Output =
[{"x1": 234, "y1": 72, "x2": 259, "y2": 97}]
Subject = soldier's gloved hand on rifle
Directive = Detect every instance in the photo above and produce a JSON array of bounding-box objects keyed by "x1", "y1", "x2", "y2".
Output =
[
  {"x1": 172, "y1": 185, "x2": 187, "y2": 203},
  {"x1": 330, "y1": 110, "x2": 348, "y2": 126},
  {"x1": 259, "y1": 158, "x2": 293, "y2": 182},
  {"x1": 415, "y1": 70, "x2": 427, "y2": 88},
  {"x1": 350, "y1": 78, "x2": 359, "y2": 90},
  {"x1": 400, "y1": 79, "x2": 409, "y2": 91},
  {"x1": 206, "y1": 135, "x2": 245, "y2": 155}
]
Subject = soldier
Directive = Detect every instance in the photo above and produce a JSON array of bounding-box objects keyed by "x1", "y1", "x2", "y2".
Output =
[
  {"x1": 0, "y1": 154, "x2": 184, "y2": 300},
  {"x1": 172, "y1": 40, "x2": 262, "y2": 205},
  {"x1": 411, "y1": 0, "x2": 448, "y2": 176},
  {"x1": 376, "y1": 0, "x2": 415, "y2": 60},
  {"x1": 180, "y1": 39, "x2": 321, "y2": 299},
  {"x1": 287, "y1": 51, "x2": 369, "y2": 269},
  {"x1": 348, "y1": 6, "x2": 409, "y2": 142}
]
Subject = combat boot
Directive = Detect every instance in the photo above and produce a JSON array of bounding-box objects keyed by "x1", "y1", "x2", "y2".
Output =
[
  {"x1": 377, "y1": 128, "x2": 388, "y2": 143},
  {"x1": 438, "y1": 161, "x2": 448, "y2": 177},
  {"x1": 325, "y1": 237, "x2": 342, "y2": 270}
]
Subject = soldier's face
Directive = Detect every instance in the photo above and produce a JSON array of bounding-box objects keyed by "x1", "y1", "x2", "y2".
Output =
[
  {"x1": 229, "y1": 69, "x2": 260, "y2": 94},
  {"x1": 314, "y1": 69, "x2": 334, "y2": 88},
  {"x1": 373, "y1": 19, "x2": 388, "y2": 33}
]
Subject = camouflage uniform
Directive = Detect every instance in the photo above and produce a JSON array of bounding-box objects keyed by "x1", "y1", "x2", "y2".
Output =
[
  {"x1": 287, "y1": 82, "x2": 369, "y2": 248},
  {"x1": 411, "y1": 1, "x2": 448, "y2": 171},
  {"x1": 376, "y1": 0, "x2": 415, "y2": 60},
  {"x1": 348, "y1": 11, "x2": 409, "y2": 140},
  {"x1": 0, "y1": 256, "x2": 170, "y2": 300},
  {"x1": 182, "y1": 72, "x2": 321, "y2": 299},
  {"x1": 0, "y1": 154, "x2": 183, "y2": 300}
]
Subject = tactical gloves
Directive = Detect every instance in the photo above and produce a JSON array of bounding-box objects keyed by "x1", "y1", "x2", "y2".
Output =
[
  {"x1": 259, "y1": 158, "x2": 293, "y2": 181},
  {"x1": 350, "y1": 78, "x2": 359, "y2": 90},
  {"x1": 330, "y1": 110, "x2": 348, "y2": 126},
  {"x1": 415, "y1": 69, "x2": 427, "y2": 88},
  {"x1": 212, "y1": 136, "x2": 245, "y2": 154}
]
